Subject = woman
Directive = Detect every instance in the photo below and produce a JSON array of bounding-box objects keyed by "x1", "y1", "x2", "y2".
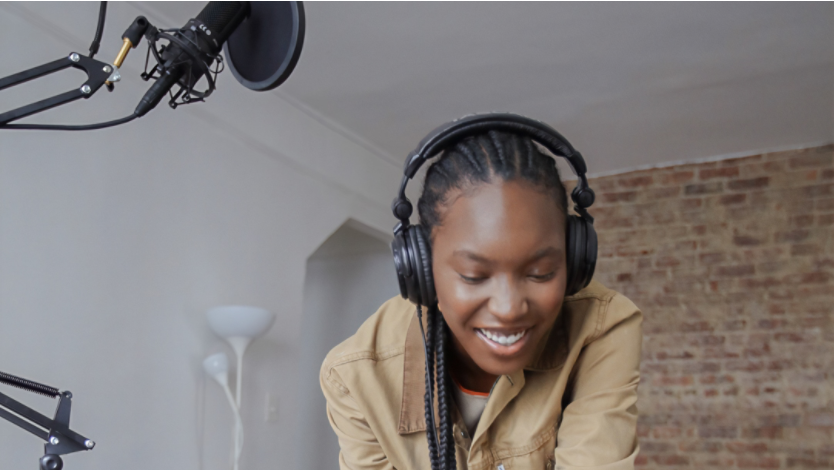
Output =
[{"x1": 321, "y1": 114, "x2": 642, "y2": 470}]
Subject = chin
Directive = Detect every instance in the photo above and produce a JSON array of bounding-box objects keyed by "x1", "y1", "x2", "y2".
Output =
[{"x1": 477, "y1": 358, "x2": 529, "y2": 377}]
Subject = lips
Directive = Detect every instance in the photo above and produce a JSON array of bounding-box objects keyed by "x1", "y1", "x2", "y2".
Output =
[
  {"x1": 475, "y1": 327, "x2": 532, "y2": 356},
  {"x1": 476, "y1": 328, "x2": 526, "y2": 345}
]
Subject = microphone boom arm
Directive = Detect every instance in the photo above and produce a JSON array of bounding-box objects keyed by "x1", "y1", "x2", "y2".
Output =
[
  {"x1": 0, "y1": 371, "x2": 95, "y2": 470},
  {"x1": 0, "y1": 52, "x2": 121, "y2": 126}
]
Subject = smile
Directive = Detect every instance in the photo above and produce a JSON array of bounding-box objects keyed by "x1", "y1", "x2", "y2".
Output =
[{"x1": 476, "y1": 328, "x2": 528, "y2": 346}]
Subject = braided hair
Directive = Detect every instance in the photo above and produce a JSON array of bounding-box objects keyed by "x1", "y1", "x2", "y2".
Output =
[{"x1": 417, "y1": 131, "x2": 569, "y2": 469}]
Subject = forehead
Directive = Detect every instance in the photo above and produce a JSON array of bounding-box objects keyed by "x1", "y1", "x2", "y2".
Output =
[{"x1": 431, "y1": 180, "x2": 566, "y2": 258}]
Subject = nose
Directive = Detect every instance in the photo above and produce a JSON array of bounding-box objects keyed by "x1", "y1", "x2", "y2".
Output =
[{"x1": 487, "y1": 275, "x2": 528, "y2": 322}]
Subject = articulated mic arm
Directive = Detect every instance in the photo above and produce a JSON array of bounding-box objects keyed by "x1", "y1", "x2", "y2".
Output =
[{"x1": 0, "y1": 371, "x2": 95, "y2": 470}]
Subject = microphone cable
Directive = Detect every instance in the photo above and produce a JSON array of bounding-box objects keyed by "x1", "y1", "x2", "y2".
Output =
[
  {"x1": 0, "y1": 112, "x2": 138, "y2": 131},
  {"x1": 88, "y1": 2, "x2": 107, "y2": 60}
]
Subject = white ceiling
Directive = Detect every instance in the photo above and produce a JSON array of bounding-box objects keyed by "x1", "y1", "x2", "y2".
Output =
[
  {"x1": 281, "y1": 1, "x2": 834, "y2": 176},
  {"x1": 281, "y1": 2, "x2": 834, "y2": 173},
  {"x1": 11, "y1": 2, "x2": 834, "y2": 176}
]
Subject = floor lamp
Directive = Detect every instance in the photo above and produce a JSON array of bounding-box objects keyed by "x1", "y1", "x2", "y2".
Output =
[{"x1": 204, "y1": 306, "x2": 275, "y2": 470}]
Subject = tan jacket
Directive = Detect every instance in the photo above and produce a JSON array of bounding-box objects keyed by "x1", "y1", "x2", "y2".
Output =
[{"x1": 320, "y1": 280, "x2": 642, "y2": 470}]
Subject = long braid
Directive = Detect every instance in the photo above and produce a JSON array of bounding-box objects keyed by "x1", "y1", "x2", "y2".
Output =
[
  {"x1": 422, "y1": 307, "x2": 440, "y2": 469},
  {"x1": 434, "y1": 306, "x2": 457, "y2": 470}
]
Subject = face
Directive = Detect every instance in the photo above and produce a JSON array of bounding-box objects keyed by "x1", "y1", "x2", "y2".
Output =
[{"x1": 431, "y1": 180, "x2": 567, "y2": 380}]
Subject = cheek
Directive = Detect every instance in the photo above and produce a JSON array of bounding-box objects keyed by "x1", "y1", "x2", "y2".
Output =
[
  {"x1": 433, "y1": 265, "x2": 483, "y2": 328},
  {"x1": 535, "y1": 263, "x2": 568, "y2": 312}
]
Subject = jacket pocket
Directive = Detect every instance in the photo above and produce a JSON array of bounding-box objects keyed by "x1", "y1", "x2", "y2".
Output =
[{"x1": 491, "y1": 427, "x2": 557, "y2": 470}]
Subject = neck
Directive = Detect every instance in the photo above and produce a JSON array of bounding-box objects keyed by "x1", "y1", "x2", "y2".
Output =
[{"x1": 449, "y1": 334, "x2": 498, "y2": 394}]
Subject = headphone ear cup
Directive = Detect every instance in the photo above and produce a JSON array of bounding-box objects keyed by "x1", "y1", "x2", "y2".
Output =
[
  {"x1": 391, "y1": 231, "x2": 411, "y2": 300},
  {"x1": 565, "y1": 215, "x2": 580, "y2": 295},
  {"x1": 411, "y1": 225, "x2": 436, "y2": 306},
  {"x1": 565, "y1": 215, "x2": 597, "y2": 295},
  {"x1": 583, "y1": 219, "x2": 598, "y2": 287}
]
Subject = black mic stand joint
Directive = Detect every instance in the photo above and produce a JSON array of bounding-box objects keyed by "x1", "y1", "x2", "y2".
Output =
[
  {"x1": 0, "y1": 371, "x2": 95, "y2": 470},
  {"x1": 0, "y1": 53, "x2": 121, "y2": 126}
]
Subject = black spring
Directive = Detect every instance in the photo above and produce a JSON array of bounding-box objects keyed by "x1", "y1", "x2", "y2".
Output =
[{"x1": 0, "y1": 370, "x2": 59, "y2": 398}]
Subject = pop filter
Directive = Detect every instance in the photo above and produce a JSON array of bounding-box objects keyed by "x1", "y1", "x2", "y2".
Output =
[{"x1": 223, "y1": 1, "x2": 305, "y2": 91}]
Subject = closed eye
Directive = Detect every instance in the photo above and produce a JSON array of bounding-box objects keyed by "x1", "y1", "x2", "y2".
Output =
[
  {"x1": 528, "y1": 272, "x2": 555, "y2": 281},
  {"x1": 459, "y1": 274, "x2": 487, "y2": 284}
]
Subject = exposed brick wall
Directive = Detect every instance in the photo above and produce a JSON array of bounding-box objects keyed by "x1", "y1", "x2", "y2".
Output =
[{"x1": 579, "y1": 145, "x2": 834, "y2": 469}]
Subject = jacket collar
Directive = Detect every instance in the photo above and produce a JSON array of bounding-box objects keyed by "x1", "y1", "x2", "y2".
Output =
[{"x1": 398, "y1": 307, "x2": 568, "y2": 435}]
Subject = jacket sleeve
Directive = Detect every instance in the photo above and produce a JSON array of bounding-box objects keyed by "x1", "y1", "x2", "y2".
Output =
[
  {"x1": 321, "y1": 361, "x2": 395, "y2": 470},
  {"x1": 555, "y1": 293, "x2": 643, "y2": 470}
]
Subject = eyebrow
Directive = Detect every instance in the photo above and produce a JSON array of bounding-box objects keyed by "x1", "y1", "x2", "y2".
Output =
[{"x1": 452, "y1": 246, "x2": 560, "y2": 264}]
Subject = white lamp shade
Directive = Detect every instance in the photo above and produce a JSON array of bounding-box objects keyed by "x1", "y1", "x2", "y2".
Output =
[
  {"x1": 203, "y1": 352, "x2": 230, "y2": 376},
  {"x1": 207, "y1": 306, "x2": 275, "y2": 340}
]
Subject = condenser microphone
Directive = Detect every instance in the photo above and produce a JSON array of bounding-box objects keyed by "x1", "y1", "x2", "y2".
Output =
[
  {"x1": 0, "y1": 1, "x2": 304, "y2": 130},
  {"x1": 134, "y1": 1, "x2": 250, "y2": 117}
]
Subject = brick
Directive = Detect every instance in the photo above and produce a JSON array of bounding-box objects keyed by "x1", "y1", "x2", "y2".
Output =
[
  {"x1": 789, "y1": 215, "x2": 814, "y2": 228},
  {"x1": 651, "y1": 454, "x2": 690, "y2": 466},
  {"x1": 774, "y1": 230, "x2": 810, "y2": 243},
  {"x1": 802, "y1": 184, "x2": 834, "y2": 198},
  {"x1": 652, "y1": 426, "x2": 683, "y2": 439},
  {"x1": 616, "y1": 273, "x2": 633, "y2": 282},
  {"x1": 655, "y1": 256, "x2": 681, "y2": 268},
  {"x1": 649, "y1": 187, "x2": 681, "y2": 199},
  {"x1": 789, "y1": 153, "x2": 833, "y2": 168},
  {"x1": 678, "y1": 440, "x2": 724, "y2": 452},
  {"x1": 729, "y1": 177, "x2": 770, "y2": 190},
  {"x1": 734, "y1": 234, "x2": 765, "y2": 246},
  {"x1": 791, "y1": 244, "x2": 821, "y2": 256},
  {"x1": 737, "y1": 457, "x2": 781, "y2": 468},
  {"x1": 595, "y1": 217, "x2": 634, "y2": 229},
  {"x1": 726, "y1": 442, "x2": 769, "y2": 453},
  {"x1": 806, "y1": 413, "x2": 834, "y2": 427},
  {"x1": 682, "y1": 361, "x2": 720, "y2": 373},
  {"x1": 616, "y1": 246, "x2": 655, "y2": 257},
  {"x1": 642, "y1": 441, "x2": 676, "y2": 453},
  {"x1": 760, "y1": 414, "x2": 801, "y2": 427},
  {"x1": 685, "y1": 182, "x2": 723, "y2": 195},
  {"x1": 815, "y1": 198, "x2": 834, "y2": 211},
  {"x1": 822, "y1": 169, "x2": 834, "y2": 180},
  {"x1": 800, "y1": 272, "x2": 831, "y2": 283},
  {"x1": 742, "y1": 427, "x2": 784, "y2": 439},
  {"x1": 715, "y1": 265, "x2": 755, "y2": 277},
  {"x1": 787, "y1": 458, "x2": 831, "y2": 468},
  {"x1": 680, "y1": 198, "x2": 702, "y2": 210},
  {"x1": 720, "y1": 193, "x2": 747, "y2": 205},
  {"x1": 699, "y1": 252, "x2": 726, "y2": 265},
  {"x1": 773, "y1": 332, "x2": 807, "y2": 342},
  {"x1": 602, "y1": 191, "x2": 638, "y2": 203},
  {"x1": 701, "y1": 166, "x2": 740, "y2": 179},
  {"x1": 619, "y1": 175, "x2": 654, "y2": 188},
  {"x1": 699, "y1": 426, "x2": 738, "y2": 438},
  {"x1": 661, "y1": 170, "x2": 694, "y2": 185}
]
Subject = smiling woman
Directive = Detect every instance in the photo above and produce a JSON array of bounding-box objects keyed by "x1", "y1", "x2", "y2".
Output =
[{"x1": 320, "y1": 114, "x2": 642, "y2": 470}]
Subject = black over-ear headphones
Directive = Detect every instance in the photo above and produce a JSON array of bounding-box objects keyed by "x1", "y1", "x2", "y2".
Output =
[{"x1": 391, "y1": 113, "x2": 598, "y2": 307}]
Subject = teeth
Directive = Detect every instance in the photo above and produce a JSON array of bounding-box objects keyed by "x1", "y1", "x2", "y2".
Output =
[{"x1": 478, "y1": 329, "x2": 526, "y2": 346}]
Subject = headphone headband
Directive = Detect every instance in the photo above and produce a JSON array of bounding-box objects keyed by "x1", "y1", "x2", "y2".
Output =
[{"x1": 392, "y1": 112, "x2": 595, "y2": 223}]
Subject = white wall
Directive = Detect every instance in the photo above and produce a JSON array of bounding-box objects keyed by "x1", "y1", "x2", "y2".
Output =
[
  {"x1": 296, "y1": 220, "x2": 400, "y2": 469},
  {"x1": 0, "y1": 3, "x2": 403, "y2": 470}
]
